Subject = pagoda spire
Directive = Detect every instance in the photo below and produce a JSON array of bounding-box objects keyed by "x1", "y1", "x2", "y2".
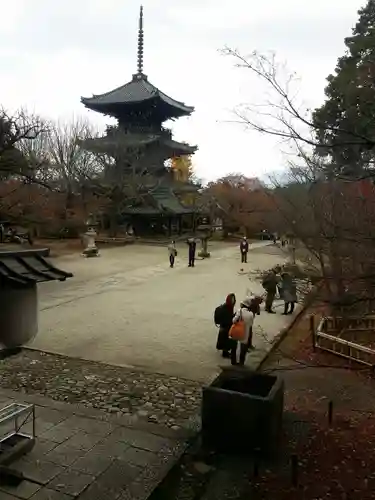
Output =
[{"x1": 137, "y1": 5, "x2": 144, "y2": 74}]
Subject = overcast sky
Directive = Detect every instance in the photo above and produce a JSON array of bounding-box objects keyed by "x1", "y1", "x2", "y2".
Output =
[{"x1": 0, "y1": 0, "x2": 365, "y2": 182}]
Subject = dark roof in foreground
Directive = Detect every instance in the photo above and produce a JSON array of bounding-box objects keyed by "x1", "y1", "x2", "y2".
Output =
[
  {"x1": 81, "y1": 74, "x2": 194, "y2": 118},
  {"x1": 0, "y1": 249, "x2": 73, "y2": 286}
]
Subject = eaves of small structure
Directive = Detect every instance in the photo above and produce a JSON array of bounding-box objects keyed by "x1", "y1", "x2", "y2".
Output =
[{"x1": 0, "y1": 249, "x2": 73, "y2": 286}]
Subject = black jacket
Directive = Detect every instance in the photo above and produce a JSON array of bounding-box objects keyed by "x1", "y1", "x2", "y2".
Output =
[
  {"x1": 219, "y1": 304, "x2": 235, "y2": 330},
  {"x1": 187, "y1": 241, "x2": 197, "y2": 254},
  {"x1": 240, "y1": 241, "x2": 249, "y2": 252}
]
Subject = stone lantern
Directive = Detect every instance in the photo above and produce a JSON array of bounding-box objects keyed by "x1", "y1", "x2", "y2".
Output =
[
  {"x1": 0, "y1": 248, "x2": 73, "y2": 349},
  {"x1": 82, "y1": 213, "x2": 99, "y2": 258},
  {"x1": 197, "y1": 217, "x2": 212, "y2": 258}
]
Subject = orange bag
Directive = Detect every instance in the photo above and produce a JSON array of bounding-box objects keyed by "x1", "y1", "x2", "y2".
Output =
[{"x1": 229, "y1": 311, "x2": 245, "y2": 341}]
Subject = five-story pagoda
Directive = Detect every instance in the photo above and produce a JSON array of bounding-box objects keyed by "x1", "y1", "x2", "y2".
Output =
[{"x1": 80, "y1": 6, "x2": 198, "y2": 236}]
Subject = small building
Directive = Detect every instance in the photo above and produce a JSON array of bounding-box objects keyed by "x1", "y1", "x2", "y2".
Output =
[{"x1": 0, "y1": 248, "x2": 73, "y2": 348}]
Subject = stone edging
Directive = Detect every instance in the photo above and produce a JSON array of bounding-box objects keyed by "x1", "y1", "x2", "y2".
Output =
[
  {"x1": 0, "y1": 387, "x2": 199, "y2": 442},
  {"x1": 255, "y1": 304, "x2": 307, "y2": 372}
]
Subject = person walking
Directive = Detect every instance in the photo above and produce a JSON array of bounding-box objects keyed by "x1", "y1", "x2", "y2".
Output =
[
  {"x1": 279, "y1": 272, "x2": 297, "y2": 315},
  {"x1": 262, "y1": 266, "x2": 281, "y2": 314},
  {"x1": 240, "y1": 237, "x2": 249, "y2": 263},
  {"x1": 187, "y1": 238, "x2": 197, "y2": 267},
  {"x1": 214, "y1": 293, "x2": 236, "y2": 358},
  {"x1": 168, "y1": 240, "x2": 177, "y2": 268},
  {"x1": 230, "y1": 297, "x2": 257, "y2": 366}
]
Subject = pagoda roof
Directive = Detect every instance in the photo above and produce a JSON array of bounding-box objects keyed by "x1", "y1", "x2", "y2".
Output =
[
  {"x1": 162, "y1": 138, "x2": 197, "y2": 156},
  {"x1": 79, "y1": 132, "x2": 197, "y2": 157},
  {"x1": 81, "y1": 6, "x2": 194, "y2": 121},
  {"x1": 81, "y1": 74, "x2": 194, "y2": 120}
]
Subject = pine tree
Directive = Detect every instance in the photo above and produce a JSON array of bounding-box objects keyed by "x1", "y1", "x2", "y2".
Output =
[{"x1": 313, "y1": 0, "x2": 375, "y2": 177}]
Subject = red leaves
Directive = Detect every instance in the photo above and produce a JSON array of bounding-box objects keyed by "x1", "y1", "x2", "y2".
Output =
[
  {"x1": 0, "y1": 179, "x2": 102, "y2": 228},
  {"x1": 252, "y1": 414, "x2": 375, "y2": 499},
  {"x1": 204, "y1": 175, "x2": 278, "y2": 233},
  {"x1": 254, "y1": 312, "x2": 375, "y2": 499}
]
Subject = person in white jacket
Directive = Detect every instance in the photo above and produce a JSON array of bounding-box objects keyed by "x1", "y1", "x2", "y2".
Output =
[{"x1": 230, "y1": 297, "x2": 256, "y2": 366}]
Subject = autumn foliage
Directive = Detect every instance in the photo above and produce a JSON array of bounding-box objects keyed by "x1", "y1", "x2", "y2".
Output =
[
  {"x1": 204, "y1": 174, "x2": 279, "y2": 235},
  {"x1": 0, "y1": 179, "x2": 103, "y2": 236},
  {"x1": 0, "y1": 112, "x2": 107, "y2": 235}
]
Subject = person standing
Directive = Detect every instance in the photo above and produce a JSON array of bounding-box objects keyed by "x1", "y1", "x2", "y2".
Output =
[
  {"x1": 0, "y1": 223, "x2": 3, "y2": 244},
  {"x1": 168, "y1": 240, "x2": 177, "y2": 268},
  {"x1": 240, "y1": 237, "x2": 249, "y2": 263},
  {"x1": 279, "y1": 272, "x2": 297, "y2": 315},
  {"x1": 262, "y1": 266, "x2": 281, "y2": 314},
  {"x1": 187, "y1": 238, "x2": 197, "y2": 267},
  {"x1": 230, "y1": 297, "x2": 256, "y2": 366},
  {"x1": 245, "y1": 295, "x2": 263, "y2": 351},
  {"x1": 215, "y1": 293, "x2": 236, "y2": 358}
]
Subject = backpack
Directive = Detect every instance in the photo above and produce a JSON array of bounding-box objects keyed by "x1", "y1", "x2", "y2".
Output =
[{"x1": 214, "y1": 304, "x2": 225, "y2": 326}]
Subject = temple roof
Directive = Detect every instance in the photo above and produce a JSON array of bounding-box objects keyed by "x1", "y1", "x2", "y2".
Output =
[
  {"x1": 79, "y1": 133, "x2": 197, "y2": 157},
  {"x1": 81, "y1": 75, "x2": 194, "y2": 120},
  {"x1": 0, "y1": 249, "x2": 73, "y2": 286},
  {"x1": 123, "y1": 185, "x2": 194, "y2": 215},
  {"x1": 152, "y1": 185, "x2": 192, "y2": 213}
]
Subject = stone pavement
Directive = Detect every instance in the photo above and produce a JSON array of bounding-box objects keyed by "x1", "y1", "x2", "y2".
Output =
[
  {"x1": 31, "y1": 241, "x2": 293, "y2": 383},
  {"x1": 0, "y1": 388, "x2": 197, "y2": 499}
]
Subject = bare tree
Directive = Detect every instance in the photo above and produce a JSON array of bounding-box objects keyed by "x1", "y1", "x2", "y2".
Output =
[
  {"x1": 270, "y1": 162, "x2": 375, "y2": 317},
  {"x1": 0, "y1": 108, "x2": 49, "y2": 183},
  {"x1": 46, "y1": 118, "x2": 102, "y2": 191},
  {"x1": 0, "y1": 108, "x2": 52, "y2": 223},
  {"x1": 221, "y1": 48, "x2": 375, "y2": 160},
  {"x1": 221, "y1": 48, "x2": 375, "y2": 317}
]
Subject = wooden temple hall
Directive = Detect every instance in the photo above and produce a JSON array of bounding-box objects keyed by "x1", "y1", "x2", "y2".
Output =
[{"x1": 80, "y1": 6, "x2": 203, "y2": 237}]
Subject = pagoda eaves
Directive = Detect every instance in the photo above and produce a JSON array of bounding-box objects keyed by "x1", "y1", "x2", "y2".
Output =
[
  {"x1": 79, "y1": 133, "x2": 197, "y2": 158},
  {"x1": 81, "y1": 74, "x2": 194, "y2": 122}
]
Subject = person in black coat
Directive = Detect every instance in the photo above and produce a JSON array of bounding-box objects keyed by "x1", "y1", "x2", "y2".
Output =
[
  {"x1": 187, "y1": 238, "x2": 197, "y2": 267},
  {"x1": 240, "y1": 237, "x2": 249, "y2": 263},
  {"x1": 215, "y1": 293, "x2": 236, "y2": 358}
]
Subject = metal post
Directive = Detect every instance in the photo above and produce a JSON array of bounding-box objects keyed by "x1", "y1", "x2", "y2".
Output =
[
  {"x1": 291, "y1": 454, "x2": 298, "y2": 487},
  {"x1": 310, "y1": 315, "x2": 316, "y2": 351},
  {"x1": 328, "y1": 400, "x2": 333, "y2": 426},
  {"x1": 32, "y1": 406, "x2": 35, "y2": 438},
  {"x1": 253, "y1": 448, "x2": 261, "y2": 478}
]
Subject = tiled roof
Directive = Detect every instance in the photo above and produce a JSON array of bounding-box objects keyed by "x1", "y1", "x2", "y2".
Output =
[
  {"x1": 151, "y1": 186, "x2": 192, "y2": 214},
  {"x1": 0, "y1": 249, "x2": 73, "y2": 286},
  {"x1": 81, "y1": 75, "x2": 194, "y2": 117},
  {"x1": 78, "y1": 134, "x2": 157, "y2": 154},
  {"x1": 122, "y1": 185, "x2": 194, "y2": 215},
  {"x1": 79, "y1": 134, "x2": 197, "y2": 157},
  {"x1": 121, "y1": 206, "x2": 162, "y2": 215},
  {"x1": 162, "y1": 139, "x2": 197, "y2": 155}
]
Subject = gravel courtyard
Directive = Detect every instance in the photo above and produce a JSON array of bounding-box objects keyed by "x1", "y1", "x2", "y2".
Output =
[{"x1": 32, "y1": 241, "x2": 290, "y2": 382}]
